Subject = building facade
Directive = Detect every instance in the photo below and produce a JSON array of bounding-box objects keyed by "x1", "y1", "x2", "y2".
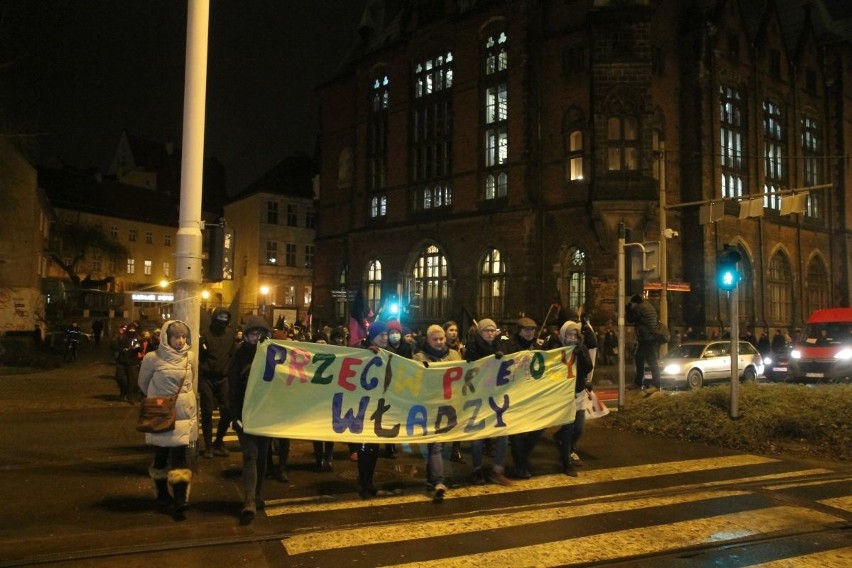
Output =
[
  {"x1": 312, "y1": 0, "x2": 852, "y2": 336},
  {"x1": 222, "y1": 154, "x2": 317, "y2": 329}
]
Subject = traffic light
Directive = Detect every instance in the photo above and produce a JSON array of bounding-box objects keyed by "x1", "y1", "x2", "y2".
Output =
[
  {"x1": 205, "y1": 224, "x2": 233, "y2": 282},
  {"x1": 716, "y1": 245, "x2": 741, "y2": 291}
]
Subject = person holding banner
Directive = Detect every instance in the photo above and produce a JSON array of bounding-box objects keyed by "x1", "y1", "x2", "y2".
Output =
[
  {"x1": 228, "y1": 316, "x2": 272, "y2": 525},
  {"x1": 413, "y1": 324, "x2": 463, "y2": 503},
  {"x1": 554, "y1": 320, "x2": 594, "y2": 477},
  {"x1": 442, "y1": 320, "x2": 467, "y2": 464},
  {"x1": 504, "y1": 317, "x2": 543, "y2": 479},
  {"x1": 356, "y1": 321, "x2": 390, "y2": 498},
  {"x1": 465, "y1": 319, "x2": 512, "y2": 486}
]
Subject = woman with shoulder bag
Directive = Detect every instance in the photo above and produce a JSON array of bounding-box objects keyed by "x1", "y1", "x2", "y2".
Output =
[{"x1": 138, "y1": 320, "x2": 197, "y2": 520}]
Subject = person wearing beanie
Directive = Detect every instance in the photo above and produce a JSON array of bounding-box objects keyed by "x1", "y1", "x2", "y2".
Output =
[
  {"x1": 228, "y1": 315, "x2": 271, "y2": 524},
  {"x1": 465, "y1": 319, "x2": 511, "y2": 486},
  {"x1": 198, "y1": 307, "x2": 235, "y2": 459},
  {"x1": 413, "y1": 324, "x2": 462, "y2": 503},
  {"x1": 138, "y1": 320, "x2": 196, "y2": 520},
  {"x1": 503, "y1": 317, "x2": 543, "y2": 479},
  {"x1": 386, "y1": 319, "x2": 413, "y2": 359},
  {"x1": 554, "y1": 318, "x2": 594, "y2": 477}
]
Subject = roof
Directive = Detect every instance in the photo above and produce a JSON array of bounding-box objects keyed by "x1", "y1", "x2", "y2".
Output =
[
  {"x1": 230, "y1": 152, "x2": 316, "y2": 202},
  {"x1": 37, "y1": 166, "x2": 179, "y2": 226}
]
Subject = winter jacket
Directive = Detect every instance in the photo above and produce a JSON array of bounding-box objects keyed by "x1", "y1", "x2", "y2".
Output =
[
  {"x1": 626, "y1": 300, "x2": 659, "y2": 342},
  {"x1": 413, "y1": 342, "x2": 462, "y2": 363},
  {"x1": 228, "y1": 339, "x2": 260, "y2": 424},
  {"x1": 199, "y1": 320, "x2": 235, "y2": 377},
  {"x1": 138, "y1": 320, "x2": 198, "y2": 447},
  {"x1": 464, "y1": 332, "x2": 502, "y2": 362}
]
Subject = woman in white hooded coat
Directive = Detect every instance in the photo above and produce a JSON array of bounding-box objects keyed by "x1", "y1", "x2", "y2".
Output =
[{"x1": 138, "y1": 319, "x2": 197, "y2": 520}]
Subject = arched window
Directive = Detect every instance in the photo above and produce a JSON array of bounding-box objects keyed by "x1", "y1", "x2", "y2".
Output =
[
  {"x1": 482, "y1": 29, "x2": 509, "y2": 199},
  {"x1": 411, "y1": 245, "x2": 449, "y2": 320},
  {"x1": 335, "y1": 266, "x2": 348, "y2": 321},
  {"x1": 366, "y1": 260, "x2": 382, "y2": 315},
  {"x1": 565, "y1": 248, "x2": 587, "y2": 309},
  {"x1": 806, "y1": 257, "x2": 830, "y2": 314},
  {"x1": 478, "y1": 248, "x2": 506, "y2": 318},
  {"x1": 767, "y1": 252, "x2": 792, "y2": 324}
]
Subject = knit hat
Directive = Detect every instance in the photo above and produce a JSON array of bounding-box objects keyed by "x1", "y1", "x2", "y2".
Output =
[
  {"x1": 559, "y1": 320, "x2": 582, "y2": 345},
  {"x1": 244, "y1": 315, "x2": 271, "y2": 336},
  {"x1": 478, "y1": 318, "x2": 497, "y2": 332},
  {"x1": 368, "y1": 320, "x2": 388, "y2": 342},
  {"x1": 517, "y1": 317, "x2": 537, "y2": 329},
  {"x1": 386, "y1": 320, "x2": 402, "y2": 333}
]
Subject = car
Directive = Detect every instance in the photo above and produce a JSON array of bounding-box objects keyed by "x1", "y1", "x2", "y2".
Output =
[
  {"x1": 646, "y1": 340, "x2": 765, "y2": 390},
  {"x1": 762, "y1": 345, "x2": 792, "y2": 382},
  {"x1": 788, "y1": 308, "x2": 852, "y2": 383}
]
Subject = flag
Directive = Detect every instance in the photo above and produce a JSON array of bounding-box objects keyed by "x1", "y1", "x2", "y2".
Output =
[{"x1": 348, "y1": 289, "x2": 368, "y2": 346}]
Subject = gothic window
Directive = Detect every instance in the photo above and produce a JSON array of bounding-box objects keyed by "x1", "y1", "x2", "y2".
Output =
[
  {"x1": 478, "y1": 248, "x2": 506, "y2": 319},
  {"x1": 565, "y1": 248, "x2": 586, "y2": 310},
  {"x1": 335, "y1": 266, "x2": 348, "y2": 320},
  {"x1": 411, "y1": 245, "x2": 449, "y2": 320},
  {"x1": 806, "y1": 257, "x2": 830, "y2": 314},
  {"x1": 369, "y1": 73, "x2": 389, "y2": 192},
  {"x1": 482, "y1": 30, "x2": 508, "y2": 199},
  {"x1": 720, "y1": 85, "x2": 746, "y2": 198},
  {"x1": 768, "y1": 252, "x2": 792, "y2": 324},
  {"x1": 370, "y1": 194, "x2": 387, "y2": 218},
  {"x1": 366, "y1": 260, "x2": 382, "y2": 315},
  {"x1": 802, "y1": 116, "x2": 824, "y2": 220},
  {"x1": 567, "y1": 130, "x2": 584, "y2": 181},
  {"x1": 413, "y1": 183, "x2": 453, "y2": 211},
  {"x1": 412, "y1": 53, "x2": 453, "y2": 190},
  {"x1": 763, "y1": 101, "x2": 785, "y2": 209}
]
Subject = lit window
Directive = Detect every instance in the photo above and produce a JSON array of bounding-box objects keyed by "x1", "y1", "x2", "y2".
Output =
[
  {"x1": 410, "y1": 245, "x2": 449, "y2": 319},
  {"x1": 478, "y1": 248, "x2": 506, "y2": 318},
  {"x1": 127, "y1": 258, "x2": 135, "y2": 274},
  {"x1": 568, "y1": 130, "x2": 583, "y2": 181},
  {"x1": 266, "y1": 241, "x2": 277, "y2": 265},
  {"x1": 370, "y1": 194, "x2": 387, "y2": 218},
  {"x1": 720, "y1": 85, "x2": 746, "y2": 198},
  {"x1": 366, "y1": 260, "x2": 382, "y2": 314},
  {"x1": 143, "y1": 260, "x2": 152, "y2": 276},
  {"x1": 763, "y1": 100, "x2": 785, "y2": 209}
]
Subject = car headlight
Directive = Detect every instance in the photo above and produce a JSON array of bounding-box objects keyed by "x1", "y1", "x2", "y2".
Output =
[
  {"x1": 790, "y1": 349, "x2": 801, "y2": 359},
  {"x1": 835, "y1": 348, "x2": 852, "y2": 361},
  {"x1": 763, "y1": 356, "x2": 773, "y2": 365},
  {"x1": 663, "y1": 363, "x2": 681, "y2": 374}
]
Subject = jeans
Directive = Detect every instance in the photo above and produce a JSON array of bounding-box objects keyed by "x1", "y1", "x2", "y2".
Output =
[
  {"x1": 425, "y1": 442, "x2": 444, "y2": 487},
  {"x1": 472, "y1": 436, "x2": 508, "y2": 471}
]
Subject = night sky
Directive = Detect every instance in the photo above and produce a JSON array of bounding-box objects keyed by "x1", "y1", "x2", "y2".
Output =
[{"x1": 0, "y1": 0, "x2": 366, "y2": 195}]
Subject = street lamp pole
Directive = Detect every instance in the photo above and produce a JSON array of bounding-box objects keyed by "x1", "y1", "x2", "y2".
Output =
[{"x1": 658, "y1": 144, "x2": 668, "y2": 354}]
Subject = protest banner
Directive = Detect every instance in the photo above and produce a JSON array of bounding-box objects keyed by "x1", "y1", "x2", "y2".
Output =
[{"x1": 242, "y1": 341, "x2": 578, "y2": 443}]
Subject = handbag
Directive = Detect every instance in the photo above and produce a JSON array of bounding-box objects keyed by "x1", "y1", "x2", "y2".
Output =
[{"x1": 136, "y1": 366, "x2": 188, "y2": 433}]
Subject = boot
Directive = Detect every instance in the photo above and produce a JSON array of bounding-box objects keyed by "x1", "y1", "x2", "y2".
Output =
[
  {"x1": 357, "y1": 446, "x2": 379, "y2": 498},
  {"x1": 149, "y1": 465, "x2": 172, "y2": 508},
  {"x1": 168, "y1": 468, "x2": 192, "y2": 521}
]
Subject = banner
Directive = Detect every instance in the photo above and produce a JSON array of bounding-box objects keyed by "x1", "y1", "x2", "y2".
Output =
[{"x1": 242, "y1": 341, "x2": 578, "y2": 443}]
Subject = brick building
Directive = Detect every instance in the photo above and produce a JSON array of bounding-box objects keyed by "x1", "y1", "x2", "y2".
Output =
[{"x1": 312, "y1": 0, "x2": 852, "y2": 336}]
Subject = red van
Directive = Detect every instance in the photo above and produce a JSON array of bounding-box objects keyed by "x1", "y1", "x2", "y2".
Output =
[{"x1": 789, "y1": 308, "x2": 852, "y2": 383}]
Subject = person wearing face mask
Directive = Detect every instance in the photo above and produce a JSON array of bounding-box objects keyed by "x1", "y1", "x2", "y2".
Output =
[
  {"x1": 382, "y1": 320, "x2": 412, "y2": 459},
  {"x1": 554, "y1": 320, "x2": 594, "y2": 477}
]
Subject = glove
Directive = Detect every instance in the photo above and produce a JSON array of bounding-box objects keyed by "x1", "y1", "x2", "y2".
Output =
[
  {"x1": 232, "y1": 419, "x2": 244, "y2": 434},
  {"x1": 494, "y1": 351, "x2": 504, "y2": 360}
]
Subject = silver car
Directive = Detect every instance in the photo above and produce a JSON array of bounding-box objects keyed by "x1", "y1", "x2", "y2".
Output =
[{"x1": 648, "y1": 340, "x2": 765, "y2": 389}]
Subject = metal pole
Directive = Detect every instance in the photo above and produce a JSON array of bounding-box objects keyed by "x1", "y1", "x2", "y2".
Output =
[
  {"x1": 617, "y1": 223, "x2": 626, "y2": 411},
  {"x1": 658, "y1": 144, "x2": 668, "y2": 356},
  {"x1": 174, "y1": 0, "x2": 209, "y2": 448},
  {"x1": 729, "y1": 287, "x2": 739, "y2": 418}
]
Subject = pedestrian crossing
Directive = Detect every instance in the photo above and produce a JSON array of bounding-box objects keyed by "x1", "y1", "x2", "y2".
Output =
[{"x1": 260, "y1": 454, "x2": 851, "y2": 567}]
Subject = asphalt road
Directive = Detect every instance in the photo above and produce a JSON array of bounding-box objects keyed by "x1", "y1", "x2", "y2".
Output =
[{"x1": 0, "y1": 345, "x2": 850, "y2": 567}]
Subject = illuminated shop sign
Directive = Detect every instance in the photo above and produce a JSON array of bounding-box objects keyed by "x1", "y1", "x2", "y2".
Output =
[{"x1": 131, "y1": 293, "x2": 175, "y2": 302}]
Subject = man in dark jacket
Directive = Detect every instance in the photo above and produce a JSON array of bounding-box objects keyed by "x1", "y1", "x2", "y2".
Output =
[
  {"x1": 199, "y1": 308, "x2": 235, "y2": 458},
  {"x1": 504, "y1": 317, "x2": 543, "y2": 479},
  {"x1": 626, "y1": 294, "x2": 661, "y2": 392}
]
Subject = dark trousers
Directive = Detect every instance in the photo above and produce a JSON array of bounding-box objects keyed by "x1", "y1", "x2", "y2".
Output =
[
  {"x1": 237, "y1": 431, "x2": 269, "y2": 507},
  {"x1": 152, "y1": 445, "x2": 187, "y2": 471},
  {"x1": 510, "y1": 430, "x2": 543, "y2": 473},
  {"x1": 116, "y1": 364, "x2": 141, "y2": 400},
  {"x1": 634, "y1": 340, "x2": 661, "y2": 387},
  {"x1": 357, "y1": 443, "x2": 380, "y2": 493},
  {"x1": 199, "y1": 375, "x2": 230, "y2": 447}
]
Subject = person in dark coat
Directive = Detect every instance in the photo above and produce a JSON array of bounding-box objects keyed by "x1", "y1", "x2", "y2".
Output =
[
  {"x1": 113, "y1": 322, "x2": 143, "y2": 402},
  {"x1": 504, "y1": 317, "x2": 543, "y2": 479},
  {"x1": 626, "y1": 294, "x2": 661, "y2": 392},
  {"x1": 198, "y1": 308, "x2": 235, "y2": 458},
  {"x1": 228, "y1": 315, "x2": 271, "y2": 525}
]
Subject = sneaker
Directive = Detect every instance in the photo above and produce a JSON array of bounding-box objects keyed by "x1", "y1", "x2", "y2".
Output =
[
  {"x1": 432, "y1": 483, "x2": 446, "y2": 504},
  {"x1": 212, "y1": 444, "x2": 230, "y2": 457},
  {"x1": 491, "y1": 469, "x2": 513, "y2": 486},
  {"x1": 570, "y1": 452, "x2": 583, "y2": 466},
  {"x1": 471, "y1": 468, "x2": 487, "y2": 485},
  {"x1": 563, "y1": 465, "x2": 579, "y2": 477}
]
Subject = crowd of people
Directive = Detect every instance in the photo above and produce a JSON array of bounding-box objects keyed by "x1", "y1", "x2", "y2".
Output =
[{"x1": 102, "y1": 308, "x2": 599, "y2": 522}]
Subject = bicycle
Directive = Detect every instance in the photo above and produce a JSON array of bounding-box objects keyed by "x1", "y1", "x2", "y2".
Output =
[{"x1": 64, "y1": 339, "x2": 78, "y2": 363}]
